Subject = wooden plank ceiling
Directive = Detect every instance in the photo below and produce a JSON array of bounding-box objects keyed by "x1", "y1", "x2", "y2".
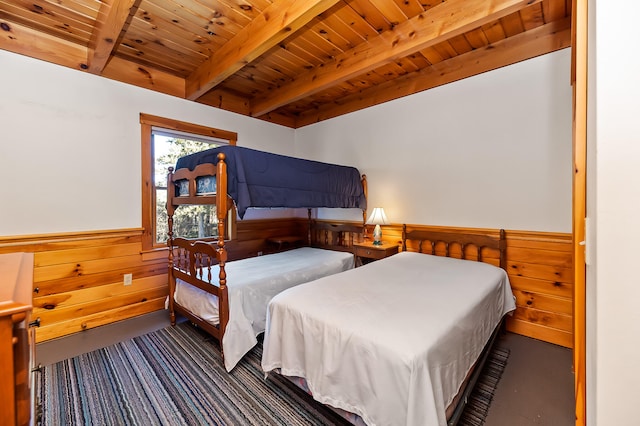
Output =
[{"x1": 0, "y1": 0, "x2": 571, "y2": 128}]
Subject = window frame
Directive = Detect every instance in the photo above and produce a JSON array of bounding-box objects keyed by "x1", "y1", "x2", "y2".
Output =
[{"x1": 140, "y1": 113, "x2": 237, "y2": 252}]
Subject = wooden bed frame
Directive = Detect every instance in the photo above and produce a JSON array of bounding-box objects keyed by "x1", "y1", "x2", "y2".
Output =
[
  {"x1": 167, "y1": 154, "x2": 230, "y2": 350},
  {"x1": 166, "y1": 152, "x2": 367, "y2": 364},
  {"x1": 402, "y1": 224, "x2": 507, "y2": 426},
  {"x1": 270, "y1": 225, "x2": 509, "y2": 426}
]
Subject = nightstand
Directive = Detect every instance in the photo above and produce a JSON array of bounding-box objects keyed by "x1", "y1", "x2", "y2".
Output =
[{"x1": 353, "y1": 241, "x2": 399, "y2": 266}]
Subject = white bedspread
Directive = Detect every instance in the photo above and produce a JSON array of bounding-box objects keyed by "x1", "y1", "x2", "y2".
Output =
[
  {"x1": 261, "y1": 251, "x2": 516, "y2": 426},
  {"x1": 173, "y1": 247, "x2": 354, "y2": 371}
]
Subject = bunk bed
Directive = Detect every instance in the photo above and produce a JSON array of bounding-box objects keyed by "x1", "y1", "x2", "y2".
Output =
[
  {"x1": 166, "y1": 145, "x2": 367, "y2": 371},
  {"x1": 261, "y1": 227, "x2": 516, "y2": 426}
]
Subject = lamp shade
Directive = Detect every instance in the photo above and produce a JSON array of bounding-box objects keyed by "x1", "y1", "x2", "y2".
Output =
[{"x1": 366, "y1": 208, "x2": 389, "y2": 226}]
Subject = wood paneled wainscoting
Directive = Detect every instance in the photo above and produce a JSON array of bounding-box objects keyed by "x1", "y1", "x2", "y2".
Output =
[
  {"x1": 0, "y1": 219, "x2": 305, "y2": 343},
  {"x1": 503, "y1": 230, "x2": 573, "y2": 348},
  {"x1": 0, "y1": 229, "x2": 168, "y2": 343},
  {"x1": 0, "y1": 220, "x2": 572, "y2": 348}
]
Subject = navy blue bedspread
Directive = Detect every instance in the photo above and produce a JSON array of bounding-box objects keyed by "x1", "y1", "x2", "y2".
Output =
[{"x1": 175, "y1": 145, "x2": 367, "y2": 219}]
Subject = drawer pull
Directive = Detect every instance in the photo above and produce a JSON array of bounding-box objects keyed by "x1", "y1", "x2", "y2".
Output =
[{"x1": 29, "y1": 317, "x2": 41, "y2": 328}]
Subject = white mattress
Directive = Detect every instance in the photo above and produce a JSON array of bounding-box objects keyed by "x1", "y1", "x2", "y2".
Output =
[
  {"x1": 261, "y1": 251, "x2": 516, "y2": 426},
  {"x1": 173, "y1": 247, "x2": 354, "y2": 371}
]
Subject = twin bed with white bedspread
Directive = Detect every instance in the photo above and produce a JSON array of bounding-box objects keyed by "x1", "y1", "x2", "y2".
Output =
[
  {"x1": 261, "y1": 230, "x2": 516, "y2": 426},
  {"x1": 166, "y1": 145, "x2": 367, "y2": 370},
  {"x1": 174, "y1": 246, "x2": 354, "y2": 371}
]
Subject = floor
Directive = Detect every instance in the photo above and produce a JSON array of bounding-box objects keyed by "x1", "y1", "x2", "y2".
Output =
[
  {"x1": 37, "y1": 312, "x2": 575, "y2": 425},
  {"x1": 485, "y1": 332, "x2": 574, "y2": 426}
]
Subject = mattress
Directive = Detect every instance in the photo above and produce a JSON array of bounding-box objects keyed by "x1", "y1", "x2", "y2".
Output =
[
  {"x1": 261, "y1": 251, "x2": 516, "y2": 426},
  {"x1": 173, "y1": 247, "x2": 355, "y2": 371}
]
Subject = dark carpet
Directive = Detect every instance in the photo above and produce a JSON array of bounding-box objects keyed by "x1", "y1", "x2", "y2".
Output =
[{"x1": 39, "y1": 322, "x2": 509, "y2": 425}]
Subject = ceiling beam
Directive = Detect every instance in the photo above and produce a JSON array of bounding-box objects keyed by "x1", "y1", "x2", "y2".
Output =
[
  {"x1": 196, "y1": 89, "x2": 298, "y2": 128},
  {"x1": 295, "y1": 18, "x2": 571, "y2": 128},
  {"x1": 251, "y1": 0, "x2": 542, "y2": 117},
  {"x1": 185, "y1": 0, "x2": 341, "y2": 101},
  {"x1": 87, "y1": 0, "x2": 139, "y2": 74}
]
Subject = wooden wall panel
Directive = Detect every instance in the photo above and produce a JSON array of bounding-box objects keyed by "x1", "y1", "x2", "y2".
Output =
[
  {"x1": 0, "y1": 219, "x2": 303, "y2": 343},
  {"x1": 0, "y1": 229, "x2": 168, "y2": 343},
  {"x1": 35, "y1": 299, "x2": 167, "y2": 342},
  {"x1": 0, "y1": 220, "x2": 572, "y2": 348},
  {"x1": 504, "y1": 230, "x2": 573, "y2": 347}
]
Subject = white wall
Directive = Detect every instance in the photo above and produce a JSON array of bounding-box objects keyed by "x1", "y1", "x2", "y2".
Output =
[
  {"x1": 0, "y1": 49, "x2": 572, "y2": 236},
  {"x1": 295, "y1": 49, "x2": 573, "y2": 233},
  {"x1": 590, "y1": 1, "x2": 640, "y2": 424},
  {"x1": 0, "y1": 47, "x2": 575, "y2": 233},
  {"x1": 0, "y1": 50, "x2": 295, "y2": 236}
]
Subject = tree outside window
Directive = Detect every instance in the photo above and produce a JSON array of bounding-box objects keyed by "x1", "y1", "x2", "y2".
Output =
[{"x1": 154, "y1": 136, "x2": 222, "y2": 244}]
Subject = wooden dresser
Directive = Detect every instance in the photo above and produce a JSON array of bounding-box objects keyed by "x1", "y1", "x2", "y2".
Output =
[{"x1": 1, "y1": 253, "x2": 35, "y2": 426}]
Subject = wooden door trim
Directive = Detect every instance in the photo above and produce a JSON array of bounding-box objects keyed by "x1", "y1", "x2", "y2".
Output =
[{"x1": 571, "y1": 0, "x2": 587, "y2": 424}]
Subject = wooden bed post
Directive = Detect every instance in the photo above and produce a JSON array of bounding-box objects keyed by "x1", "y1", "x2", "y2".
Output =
[
  {"x1": 361, "y1": 174, "x2": 368, "y2": 240},
  {"x1": 499, "y1": 229, "x2": 506, "y2": 270},
  {"x1": 167, "y1": 167, "x2": 176, "y2": 326},
  {"x1": 402, "y1": 224, "x2": 407, "y2": 251},
  {"x1": 216, "y1": 153, "x2": 230, "y2": 359},
  {"x1": 308, "y1": 208, "x2": 312, "y2": 246}
]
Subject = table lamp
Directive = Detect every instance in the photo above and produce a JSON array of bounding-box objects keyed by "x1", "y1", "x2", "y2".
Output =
[{"x1": 366, "y1": 207, "x2": 389, "y2": 245}]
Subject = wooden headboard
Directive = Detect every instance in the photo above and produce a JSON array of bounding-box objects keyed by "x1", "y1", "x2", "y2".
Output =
[
  {"x1": 401, "y1": 225, "x2": 506, "y2": 269},
  {"x1": 309, "y1": 220, "x2": 364, "y2": 253}
]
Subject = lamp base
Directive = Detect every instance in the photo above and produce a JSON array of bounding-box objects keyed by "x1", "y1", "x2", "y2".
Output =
[{"x1": 372, "y1": 224, "x2": 382, "y2": 245}]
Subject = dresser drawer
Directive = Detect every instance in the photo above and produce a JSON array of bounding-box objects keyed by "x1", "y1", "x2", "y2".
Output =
[
  {"x1": 355, "y1": 246, "x2": 390, "y2": 260},
  {"x1": 353, "y1": 242, "x2": 399, "y2": 265}
]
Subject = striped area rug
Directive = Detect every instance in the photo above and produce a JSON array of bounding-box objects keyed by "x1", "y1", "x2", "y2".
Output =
[
  {"x1": 39, "y1": 322, "x2": 509, "y2": 425},
  {"x1": 458, "y1": 344, "x2": 510, "y2": 426}
]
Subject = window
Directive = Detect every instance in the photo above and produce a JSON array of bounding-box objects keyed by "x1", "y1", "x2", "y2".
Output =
[
  {"x1": 154, "y1": 134, "x2": 223, "y2": 244},
  {"x1": 140, "y1": 114, "x2": 237, "y2": 251}
]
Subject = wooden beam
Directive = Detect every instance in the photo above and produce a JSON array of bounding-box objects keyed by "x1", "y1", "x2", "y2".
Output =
[
  {"x1": 185, "y1": 0, "x2": 341, "y2": 101},
  {"x1": 295, "y1": 18, "x2": 571, "y2": 128},
  {"x1": 195, "y1": 89, "x2": 298, "y2": 128},
  {"x1": 87, "y1": 0, "x2": 139, "y2": 74},
  {"x1": 251, "y1": 0, "x2": 542, "y2": 117},
  {"x1": 196, "y1": 89, "x2": 251, "y2": 115}
]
